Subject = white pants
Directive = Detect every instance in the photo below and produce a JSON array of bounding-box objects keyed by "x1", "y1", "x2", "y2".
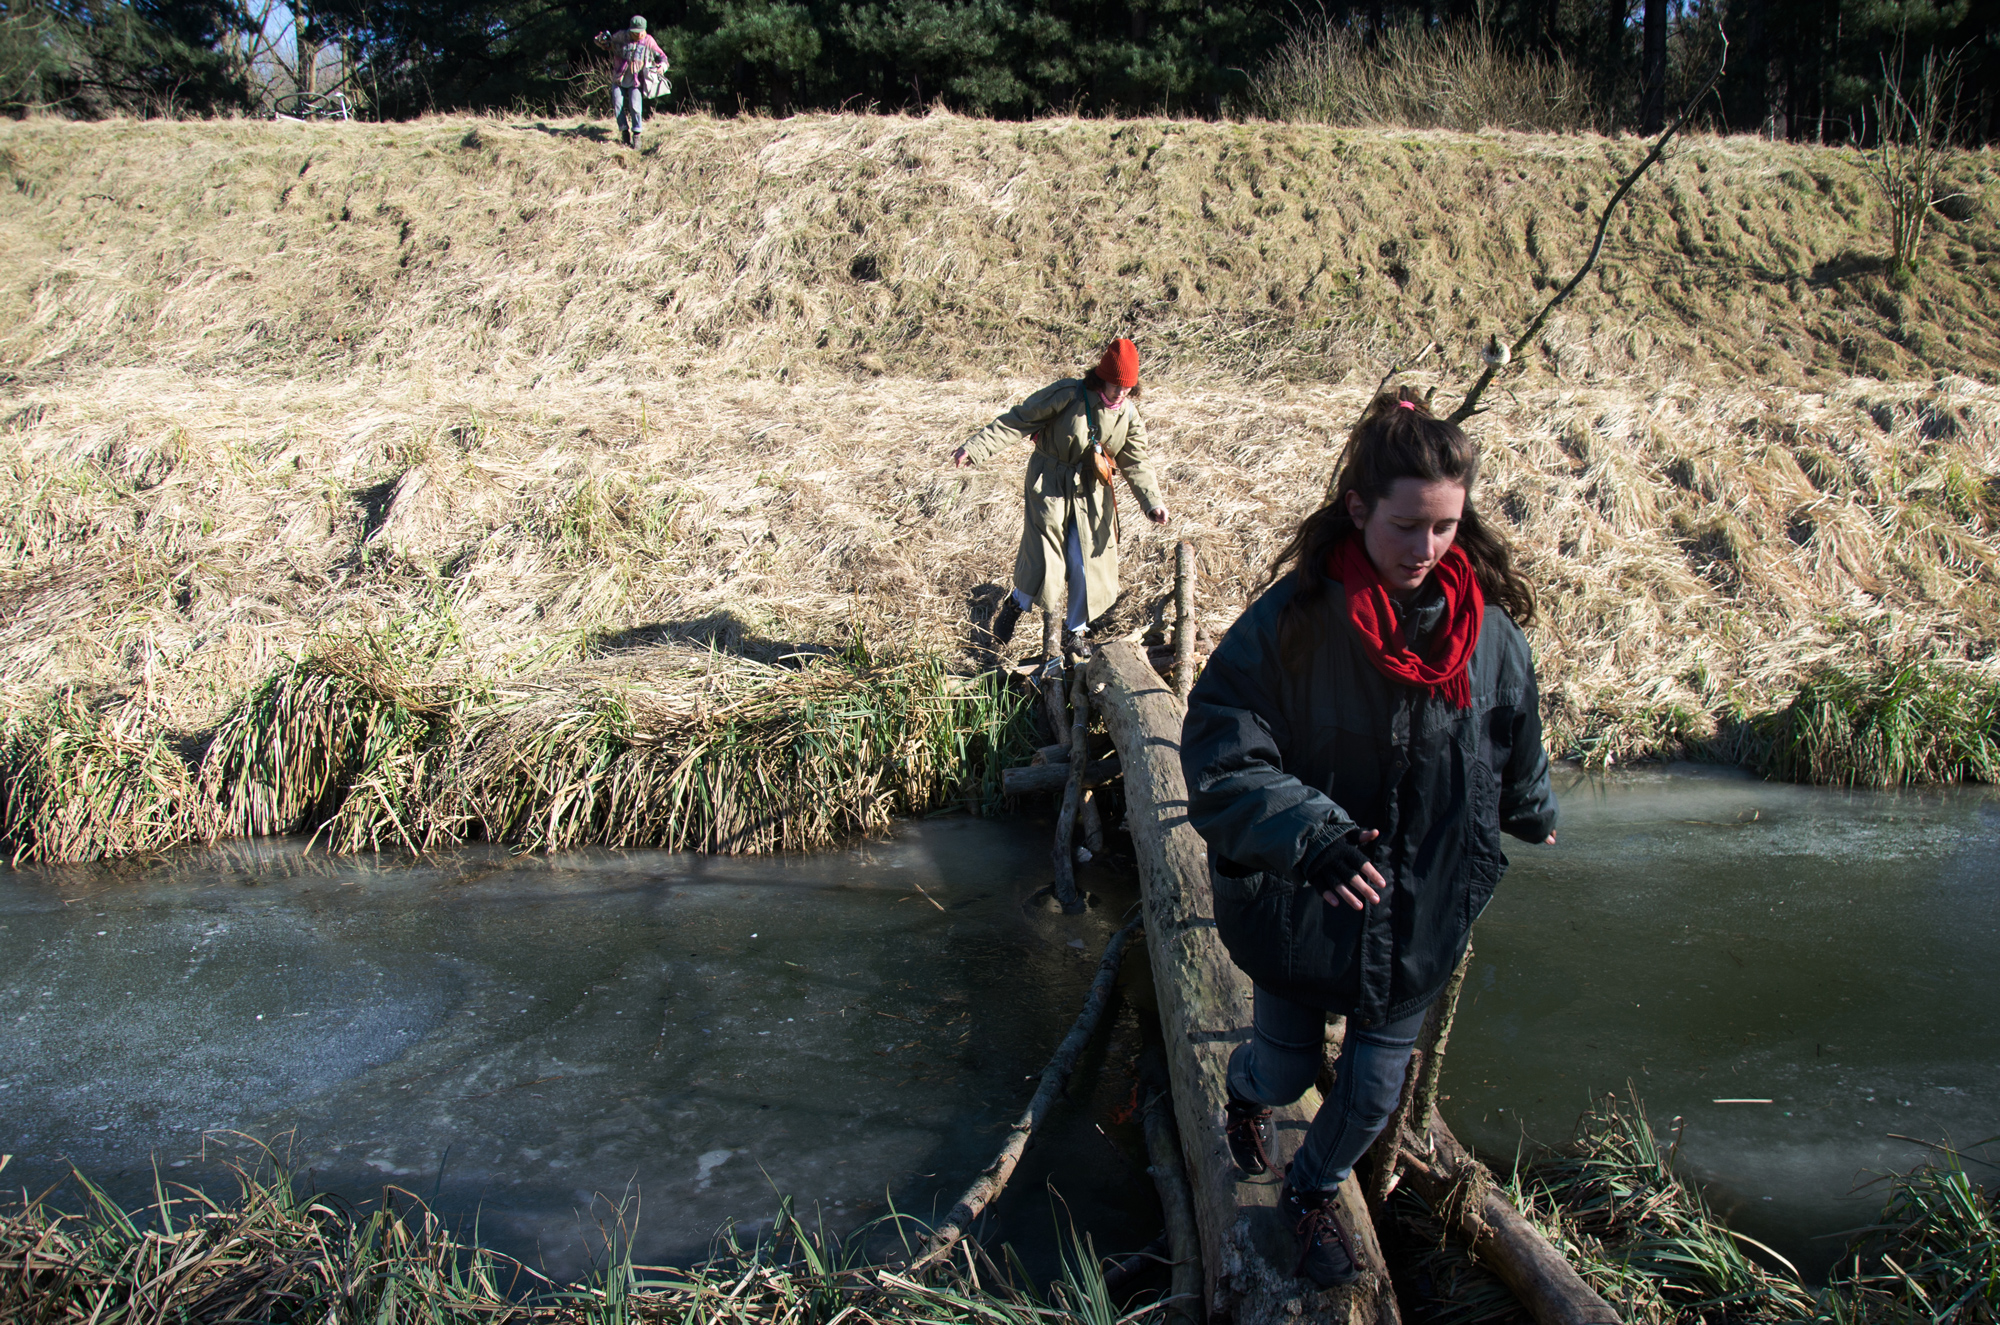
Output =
[{"x1": 1013, "y1": 519, "x2": 1089, "y2": 632}]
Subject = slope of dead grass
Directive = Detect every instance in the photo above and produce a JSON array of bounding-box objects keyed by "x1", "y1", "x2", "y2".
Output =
[
  {"x1": 1, "y1": 113, "x2": 1998, "y2": 841},
  {"x1": 2, "y1": 112, "x2": 1997, "y2": 387}
]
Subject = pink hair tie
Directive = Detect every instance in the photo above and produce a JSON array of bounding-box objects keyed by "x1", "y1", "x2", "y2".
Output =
[{"x1": 1397, "y1": 399, "x2": 1416, "y2": 410}]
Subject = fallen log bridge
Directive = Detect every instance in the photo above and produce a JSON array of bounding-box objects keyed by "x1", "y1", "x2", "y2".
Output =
[
  {"x1": 1085, "y1": 640, "x2": 1620, "y2": 1325},
  {"x1": 1087, "y1": 640, "x2": 1399, "y2": 1325}
]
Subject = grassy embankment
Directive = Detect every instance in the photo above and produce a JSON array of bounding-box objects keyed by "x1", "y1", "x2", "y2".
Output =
[{"x1": 2, "y1": 114, "x2": 2000, "y2": 863}]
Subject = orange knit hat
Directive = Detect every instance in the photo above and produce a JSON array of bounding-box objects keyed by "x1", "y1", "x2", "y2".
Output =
[{"x1": 1095, "y1": 338, "x2": 1139, "y2": 388}]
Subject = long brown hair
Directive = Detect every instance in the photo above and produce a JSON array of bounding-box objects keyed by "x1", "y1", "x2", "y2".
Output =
[{"x1": 1263, "y1": 387, "x2": 1536, "y2": 654}]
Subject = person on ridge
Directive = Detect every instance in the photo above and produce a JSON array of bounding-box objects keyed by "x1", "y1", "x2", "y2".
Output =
[
  {"x1": 951, "y1": 338, "x2": 1168, "y2": 660},
  {"x1": 594, "y1": 15, "x2": 668, "y2": 150},
  {"x1": 1179, "y1": 388, "x2": 1557, "y2": 1289}
]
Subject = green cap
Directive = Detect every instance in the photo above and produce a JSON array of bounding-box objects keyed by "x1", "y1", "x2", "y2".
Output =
[{"x1": 627, "y1": 14, "x2": 646, "y2": 29}]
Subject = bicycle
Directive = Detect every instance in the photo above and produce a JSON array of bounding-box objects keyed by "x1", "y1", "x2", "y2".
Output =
[{"x1": 272, "y1": 90, "x2": 352, "y2": 121}]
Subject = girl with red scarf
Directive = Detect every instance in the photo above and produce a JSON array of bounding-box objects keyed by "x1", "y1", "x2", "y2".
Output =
[{"x1": 1180, "y1": 388, "x2": 1557, "y2": 1289}]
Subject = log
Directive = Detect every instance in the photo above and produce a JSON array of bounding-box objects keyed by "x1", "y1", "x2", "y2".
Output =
[
  {"x1": 1140, "y1": 1071, "x2": 1205, "y2": 1325},
  {"x1": 912, "y1": 919, "x2": 1142, "y2": 1271},
  {"x1": 1398, "y1": 1108, "x2": 1620, "y2": 1325},
  {"x1": 1001, "y1": 753, "x2": 1121, "y2": 797},
  {"x1": 1087, "y1": 640, "x2": 1400, "y2": 1325}
]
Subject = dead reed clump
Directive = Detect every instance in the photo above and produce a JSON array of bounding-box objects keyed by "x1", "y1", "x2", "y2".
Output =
[
  {"x1": 0, "y1": 637, "x2": 1036, "y2": 863},
  {"x1": 1246, "y1": 18, "x2": 1600, "y2": 134},
  {"x1": 1504, "y1": 1091, "x2": 1818, "y2": 1324},
  {"x1": 0, "y1": 1149, "x2": 1156, "y2": 1325}
]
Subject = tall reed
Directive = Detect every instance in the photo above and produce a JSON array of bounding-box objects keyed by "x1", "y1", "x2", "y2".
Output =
[
  {"x1": 0, "y1": 642, "x2": 1035, "y2": 864},
  {"x1": 1246, "y1": 17, "x2": 1599, "y2": 132},
  {"x1": 1759, "y1": 660, "x2": 2000, "y2": 788}
]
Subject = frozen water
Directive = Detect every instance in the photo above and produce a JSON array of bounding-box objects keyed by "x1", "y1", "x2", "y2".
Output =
[
  {"x1": 0, "y1": 819, "x2": 1153, "y2": 1280},
  {"x1": 1452, "y1": 763, "x2": 2000, "y2": 1282}
]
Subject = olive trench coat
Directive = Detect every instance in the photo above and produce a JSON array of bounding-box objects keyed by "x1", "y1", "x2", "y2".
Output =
[{"x1": 963, "y1": 379, "x2": 1165, "y2": 622}]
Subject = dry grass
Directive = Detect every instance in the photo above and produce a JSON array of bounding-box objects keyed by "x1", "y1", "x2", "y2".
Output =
[
  {"x1": 0, "y1": 116, "x2": 1996, "y2": 842},
  {"x1": 3, "y1": 115, "x2": 1996, "y2": 389},
  {"x1": 0, "y1": 641, "x2": 1032, "y2": 863},
  {"x1": 2, "y1": 361, "x2": 1999, "y2": 803},
  {"x1": 1247, "y1": 18, "x2": 1600, "y2": 135},
  {"x1": 0, "y1": 1149, "x2": 1156, "y2": 1324}
]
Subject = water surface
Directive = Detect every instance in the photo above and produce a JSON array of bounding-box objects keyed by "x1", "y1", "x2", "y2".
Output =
[
  {"x1": 0, "y1": 821, "x2": 1153, "y2": 1280},
  {"x1": 1450, "y1": 764, "x2": 2000, "y2": 1281}
]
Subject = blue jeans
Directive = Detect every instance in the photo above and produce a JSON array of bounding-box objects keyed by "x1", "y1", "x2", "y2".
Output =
[
  {"x1": 613, "y1": 85, "x2": 645, "y2": 137},
  {"x1": 1227, "y1": 985, "x2": 1428, "y2": 1193},
  {"x1": 1009, "y1": 518, "x2": 1090, "y2": 632}
]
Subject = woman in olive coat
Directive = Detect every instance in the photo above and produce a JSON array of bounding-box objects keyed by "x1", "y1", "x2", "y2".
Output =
[
  {"x1": 1180, "y1": 388, "x2": 1556, "y2": 1289},
  {"x1": 952, "y1": 339, "x2": 1168, "y2": 657}
]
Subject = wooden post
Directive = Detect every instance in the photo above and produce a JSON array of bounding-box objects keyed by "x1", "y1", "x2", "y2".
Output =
[
  {"x1": 1041, "y1": 610, "x2": 1066, "y2": 742},
  {"x1": 1366, "y1": 947, "x2": 1469, "y2": 1213},
  {"x1": 1080, "y1": 789, "x2": 1106, "y2": 858},
  {"x1": 1409, "y1": 946, "x2": 1471, "y2": 1144},
  {"x1": 1087, "y1": 641, "x2": 1399, "y2": 1325},
  {"x1": 1173, "y1": 541, "x2": 1197, "y2": 701},
  {"x1": 1050, "y1": 664, "x2": 1090, "y2": 913}
]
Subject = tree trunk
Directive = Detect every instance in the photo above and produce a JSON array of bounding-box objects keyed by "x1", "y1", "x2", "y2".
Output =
[
  {"x1": 1087, "y1": 642, "x2": 1400, "y2": 1325},
  {"x1": 1640, "y1": 0, "x2": 1665, "y2": 132}
]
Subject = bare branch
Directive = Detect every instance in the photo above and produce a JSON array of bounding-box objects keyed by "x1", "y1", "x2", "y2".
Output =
[{"x1": 1445, "y1": 30, "x2": 1729, "y2": 426}]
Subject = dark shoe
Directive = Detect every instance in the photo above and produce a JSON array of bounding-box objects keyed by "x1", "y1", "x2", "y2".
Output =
[
  {"x1": 1281, "y1": 1181, "x2": 1359, "y2": 1288},
  {"x1": 1224, "y1": 1093, "x2": 1273, "y2": 1176},
  {"x1": 618, "y1": 128, "x2": 631, "y2": 146},
  {"x1": 990, "y1": 596, "x2": 1023, "y2": 647},
  {"x1": 1062, "y1": 629, "x2": 1092, "y2": 661}
]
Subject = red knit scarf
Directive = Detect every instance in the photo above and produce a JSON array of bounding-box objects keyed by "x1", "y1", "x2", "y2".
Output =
[{"x1": 1327, "y1": 536, "x2": 1485, "y2": 709}]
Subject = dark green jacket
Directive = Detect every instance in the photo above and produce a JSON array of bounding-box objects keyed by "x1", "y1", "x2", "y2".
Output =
[{"x1": 1180, "y1": 570, "x2": 1557, "y2": 1023}]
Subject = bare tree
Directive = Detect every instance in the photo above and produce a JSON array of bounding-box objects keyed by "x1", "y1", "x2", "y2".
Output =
[{"x1": 1867, "y1": 41, "x2": 1964, "y2": 290}]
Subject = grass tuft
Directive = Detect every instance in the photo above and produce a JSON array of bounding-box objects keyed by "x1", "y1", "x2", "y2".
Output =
[
  {"x1": 1505, "y1": 1090, "x2": 1817, "y2": 1323},
  {"x1": 1758, "y1": 660, "x2": 2000, "y2": 787},
  {"x1": 0, "y1": 1149, "x2": 1162, "y2": 1325},
  {"x1": 1819, "y1": 1140, "x2": 2000, "y2": 1324}
]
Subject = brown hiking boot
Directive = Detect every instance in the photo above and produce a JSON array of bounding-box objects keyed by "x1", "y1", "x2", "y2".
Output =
[
  {"x1": 1224, "y1": 1093, "x2": 1273, "y2": 1176},
  {"x1": 1281, "y1": 1180, "x2": 1359, "y2": 1288}
]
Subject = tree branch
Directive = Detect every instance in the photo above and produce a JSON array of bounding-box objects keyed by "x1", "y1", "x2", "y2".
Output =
[{"x1": 1446, "y1": 30, "x2": 1729, "y2": 426}]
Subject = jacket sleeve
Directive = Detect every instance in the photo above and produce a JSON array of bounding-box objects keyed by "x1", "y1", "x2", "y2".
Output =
[
  {"x1": 1499, "y1": 656, "x2": 1558, "y2": 842},
  {"x1": 1180, "y1": 600, "x2": 1358, "y2": 882},
  {"x1": 1115, "y1": 407, "x2": 1165, "y2": 513},
  {"x1": 962, "y1": 381, "x2": 1073, "y2": 465}
]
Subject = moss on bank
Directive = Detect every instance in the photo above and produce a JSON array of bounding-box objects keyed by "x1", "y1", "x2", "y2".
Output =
[{"x1": 0, "y1": 641, "x2": 1034, "y2": 864}]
